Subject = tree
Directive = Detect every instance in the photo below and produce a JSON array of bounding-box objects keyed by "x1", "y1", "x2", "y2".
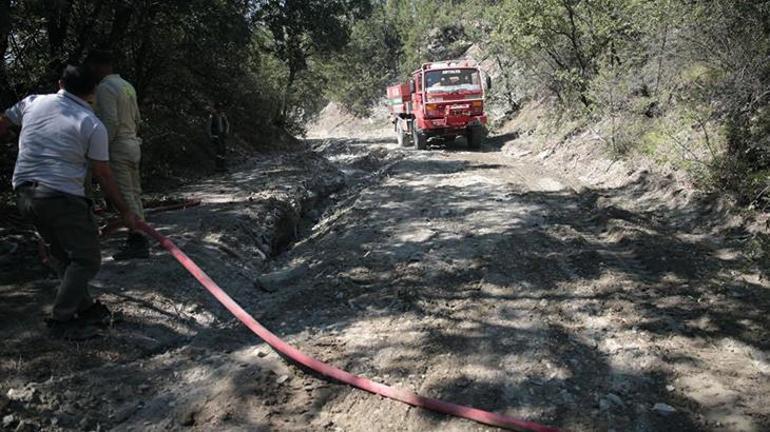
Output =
[
  {"x1": 322, "y1": 2, "x2": 403, "y2": 117},
  {"x1": 0, "y1": 0, "x2": 10, "y2": 106},
  {"x1": 491, "y1": 0, "x2": 641, "y2": 107},
  {"x1": 254, "y1": 0, "x2": 372, "y2": 124}
]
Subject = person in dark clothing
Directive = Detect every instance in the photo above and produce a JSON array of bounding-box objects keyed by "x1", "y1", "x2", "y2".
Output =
[
  {"x1": 207, "y1": 103, "x2": 230, "y2": 172},
  {"x1": 0, "y1": 65, "x2": 140, "y2": 340}
]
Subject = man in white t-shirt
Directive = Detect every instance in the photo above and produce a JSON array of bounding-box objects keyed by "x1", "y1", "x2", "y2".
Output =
[{"x1": 0, "y1": 65, "x2": 140, "y2": 339}]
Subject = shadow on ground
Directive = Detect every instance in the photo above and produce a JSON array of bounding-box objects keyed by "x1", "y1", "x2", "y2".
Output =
[
  {"x1": 250, "y1": 149, "x2": 769, "y2": 431},
  {"x1": 1, "y1": 141, "x2": 768, "y2": 431}
]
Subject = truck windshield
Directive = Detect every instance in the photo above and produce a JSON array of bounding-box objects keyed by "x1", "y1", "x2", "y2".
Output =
[{"x1": 425, "y1": 69, "x2": 481, "y2": 94}]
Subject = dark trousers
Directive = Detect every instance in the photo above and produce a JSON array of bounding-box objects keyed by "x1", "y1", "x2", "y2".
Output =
[
  {"x1": 16, "y1": 187, "x2": 100, "y2": 321},
  {"x1": 212, "y1": 136, "x2": 226, "y2": 170}
]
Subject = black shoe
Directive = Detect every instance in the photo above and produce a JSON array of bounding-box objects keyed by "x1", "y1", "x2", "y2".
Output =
[
  {"x1": 46, "y1": 319, "x2": 101, "y2": 340},
  {"x1": 113, "y1": 234, "x2": 150, "y2": 261},
  {"x1": 113, "y1": 245, "x2": 150, "y2": 260},
  {"x1": 77, "y1": 301, "x2": 120, "y2": 326}
]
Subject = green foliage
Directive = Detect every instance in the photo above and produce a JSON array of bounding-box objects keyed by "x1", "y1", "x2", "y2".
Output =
[
  {"x1": 320, "y1": 0, "x2": 475, "y2": 117},
  {"x1": 493, "y1": 0, "x2": 661, "y2": 106},
  {"x1": 0, "y1": 0, "x2": 372, "y2": 188},
  {"x1": 1, "y1": 0, "x2": 768, "y2": 207},
  {"x1": 320, "y1": 4, "x2": 403, "y2": 117},
  {"x1": 255, "y1": 0, "x2": 372, "y2": 124}
]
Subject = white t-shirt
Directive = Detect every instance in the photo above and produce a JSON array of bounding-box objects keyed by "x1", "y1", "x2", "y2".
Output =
[{"x1": 6, "y1": 90, "x2": 109, "y2": 197}]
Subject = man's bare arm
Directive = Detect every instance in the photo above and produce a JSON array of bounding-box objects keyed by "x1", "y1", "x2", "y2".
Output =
[
  {"x1": 90, "y1": 160, "x2": 139, "y2": 230},
  {"x1": 0, "y1": 114, "x2": 12, "y2": 138}
]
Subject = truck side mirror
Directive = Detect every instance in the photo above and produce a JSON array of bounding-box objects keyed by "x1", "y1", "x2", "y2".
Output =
[
  {"x1": 409, "y1": 79, "x2": 416, "y2": 94},
  {"x1": 485, "y1": 75, "x2": 492, "y2": 91}
]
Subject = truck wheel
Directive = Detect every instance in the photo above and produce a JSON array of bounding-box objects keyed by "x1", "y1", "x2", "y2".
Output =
[
  {"x1": 396, "y1": 121, "x2": 410, "y2": 147},
  {"x1": 466, "y1": 126, "x2": 484, "y2": 150},
  {"x1": 413, "y1": 127, "x2": 428, "y2": 150}
]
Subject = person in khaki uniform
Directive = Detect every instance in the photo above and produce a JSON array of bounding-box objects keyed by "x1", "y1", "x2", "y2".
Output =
[{"x1": 86, "y1": 50, "x2": 149, "y2": 260}]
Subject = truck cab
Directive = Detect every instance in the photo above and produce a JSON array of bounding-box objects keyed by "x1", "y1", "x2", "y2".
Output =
[{"x1": 387, "y1": 60, "x2": 489, "y2": 150}]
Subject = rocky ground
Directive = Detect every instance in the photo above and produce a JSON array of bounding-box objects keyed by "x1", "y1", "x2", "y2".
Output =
[{"x1": 1, "y1": 109, "x2": 769, "y2": 431}]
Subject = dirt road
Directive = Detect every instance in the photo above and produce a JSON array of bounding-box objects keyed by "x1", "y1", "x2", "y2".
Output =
[{"x1": 1, "y1": 127, "x2": 769, "y2": 431}]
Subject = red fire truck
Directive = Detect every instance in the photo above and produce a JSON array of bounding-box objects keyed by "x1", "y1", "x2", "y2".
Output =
[{"x1": 387, "y1": 60, "x2": 490, "y2": 150}]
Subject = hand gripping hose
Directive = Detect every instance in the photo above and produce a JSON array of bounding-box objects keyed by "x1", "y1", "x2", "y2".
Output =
[
  {"x1": 37, "y1": 199, "x2": 204, "y2": 264},
  {"x1": 138, "y1": 221, "x2": 561, "y2": 432},
  {"x1": 100, "y1": 199, "x2": 202, "y2": 238}
]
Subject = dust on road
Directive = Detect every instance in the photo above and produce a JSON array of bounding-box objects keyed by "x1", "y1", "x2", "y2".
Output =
[{"x1": 1, "y1": 129, "x2": 768, "y2": 432}]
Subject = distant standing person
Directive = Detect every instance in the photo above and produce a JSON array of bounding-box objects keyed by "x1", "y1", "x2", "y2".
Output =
[
  {"x1": 207, "y1": 103, "x2": 230, "y2": 172},
  {"x1": 86, "y1": 49, "x2": 149, "y2": 260},
  {"x1": 0, "y1": 65, "x2": 139, "y2": 338}
]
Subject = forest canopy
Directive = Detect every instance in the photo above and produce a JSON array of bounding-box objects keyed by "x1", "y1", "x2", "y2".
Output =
[{"x1": 1, "y1": 0, "x2": 769, "y2": 205}]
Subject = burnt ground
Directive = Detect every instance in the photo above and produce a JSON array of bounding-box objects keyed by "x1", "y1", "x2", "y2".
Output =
[{"x1": 1, "y1": 126, "x2": 769, "y2": 432}]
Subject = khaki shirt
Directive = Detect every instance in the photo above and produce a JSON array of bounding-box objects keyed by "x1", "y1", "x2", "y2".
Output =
[{"x1": 94, "y1": 74, "x2": 142, "y2": 162}]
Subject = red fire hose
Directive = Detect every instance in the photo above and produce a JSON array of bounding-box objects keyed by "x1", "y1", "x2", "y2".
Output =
[{"x1": 138, "y1": 220, "x2": 561, "y2": 432}]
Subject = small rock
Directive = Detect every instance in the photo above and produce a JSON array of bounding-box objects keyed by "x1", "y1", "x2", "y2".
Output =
[
  {"x1": 255, "y1": 265, "x2": 309, "y2": 292},
  {"x1": 652, "y1": 402, "x2": 677, "y2": 416},
  {"x1": 665, "y1": 385, "x2": 675, "y2": 392},
  {"x1": 111, "y1": 402, "x2": 139, "y2": 423},
  {"x1": 606, "y1": 393, "x2": 625, "y2": 408},
  {"x1": 179, "y1": 408, "x2": 196, "y2": 427},
  {"x1": 257, "y1": 350, "x2": 269, "y2": 358},
  {"x1": 60, "y1": 402, "x2": 77, "y2": 414},
  {"x1": 6, "y1": 387, "x2": 36, "y2": 403},
  {"x1": 599, "y1": 398, "x2": 611, "y2": 412},
  {"x1": 276, "y1": 375, "x2": 290, "y2": 384},
  {"x1": 14, "y1": 420, "x2": 35, "y2": 432},
  {"x1": 78, "y1": 417, "x2": 92, "y2": 429},
  {"x1": 114, "y1": 387, "x2": 133, "y2": 402},
  {"x1": 559, "y1": 389, "x2": 575, "y2": 407},
  {"x1": 3, "y1": 415, "x2": 16, "y2": 428},
  {"x1": 53, "y1": 414, "x2": 78, "y2": 428}
]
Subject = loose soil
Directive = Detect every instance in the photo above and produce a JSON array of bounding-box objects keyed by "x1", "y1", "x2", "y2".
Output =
[{"x1": 1, "y1": 110, "x2": 768, "y2": 432}]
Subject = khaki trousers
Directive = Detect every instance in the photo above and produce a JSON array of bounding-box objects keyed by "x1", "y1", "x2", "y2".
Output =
[{"x1": 111, "y1": 158, "x2": 145, "y2": 220}]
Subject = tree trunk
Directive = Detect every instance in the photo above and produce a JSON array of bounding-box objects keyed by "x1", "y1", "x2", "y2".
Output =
[
  {"x1": 42, "y1": 0, "x2": 74, "y2": 89},
  {"x1": 562, "y1": 0, "x2": 587, "y2": 75},
  {"x1": 0, "y1": 0, "x2": 11, "y2": 105},
  {"x1": 134, "y1": 4, "x2": 161, "y2": 103},
  {"x1": 653, "y1": 21, "x2": 670, "y2": 97},
  {"x1": 277, "y1": 66, "x2": 297, "y2": 126},
  {"x1": 561, "y1": 0, "x2": 591, "y2": 106},
  {"x1": 44, "y1": 0, "x2": 73, "y2": 59},
  {"x1": 109, "y1": 3, "x2": 134, "y2": 49},
  {"x1": 494, "y1": 55, "x2": 520, "y2": 114},
  {"x1": 67, "y1": 0, "x2": 105, "y2": 66}
]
